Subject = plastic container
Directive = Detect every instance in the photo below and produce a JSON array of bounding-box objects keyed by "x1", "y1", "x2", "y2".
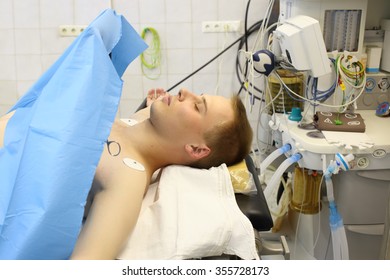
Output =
[{"x1": 290, "y1": 166, "x2": 322, "y2": 214}]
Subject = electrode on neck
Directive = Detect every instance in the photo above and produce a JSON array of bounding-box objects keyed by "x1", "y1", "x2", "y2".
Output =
[
  {"x1": 121, "y1": 119, "x2": 138, "y2": 126},
  {"x1": 123, "y1": 158, "x2": 145, "y2": 172}
]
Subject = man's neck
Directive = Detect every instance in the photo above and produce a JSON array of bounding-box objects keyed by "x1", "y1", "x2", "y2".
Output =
[{"x1": 121, "y1": 119, "x2": 180, "y2": 173}]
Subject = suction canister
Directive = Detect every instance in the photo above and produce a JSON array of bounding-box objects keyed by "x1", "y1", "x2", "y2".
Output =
[{"x1": 291, "y1": 166, "x2": 322, "y2": 214}]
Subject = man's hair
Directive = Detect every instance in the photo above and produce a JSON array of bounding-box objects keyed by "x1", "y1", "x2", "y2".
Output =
[{"x1": 190, "y1": 95, "x2": 253, "y2": 169}]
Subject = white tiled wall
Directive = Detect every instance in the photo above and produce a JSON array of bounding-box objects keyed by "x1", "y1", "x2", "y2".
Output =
[{"x1": 0, "y1": 0, "x2": 269, "y2": 122}]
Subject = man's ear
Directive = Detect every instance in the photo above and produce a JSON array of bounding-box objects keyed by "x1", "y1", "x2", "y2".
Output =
[{"x1": 185, "y1": 144, "x2": 211, "y2": 159}]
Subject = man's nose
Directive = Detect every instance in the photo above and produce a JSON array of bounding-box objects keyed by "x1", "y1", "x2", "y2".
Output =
[{"x1": 179, "y1": 88, "x2": 196, "y2": 100}]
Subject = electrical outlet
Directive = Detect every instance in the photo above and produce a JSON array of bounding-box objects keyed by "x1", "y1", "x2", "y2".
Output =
[
  {"x1": 58, "y1": 25, "x2": 87, "y2": 37},
  {"x1": 202, "y1": 21, "x2": 242, "y2": 33}
]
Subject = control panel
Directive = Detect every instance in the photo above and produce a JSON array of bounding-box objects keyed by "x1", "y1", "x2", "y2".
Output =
[{"x1": 356, "y1": 72, "x2": 390, "y2": 109}]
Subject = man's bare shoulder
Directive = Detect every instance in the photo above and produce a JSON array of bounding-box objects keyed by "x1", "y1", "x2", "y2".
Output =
[
  {"x1": 94, "y1": 147, "x2": 150, "y2": 194},
  {"x1": 109, "y1": 164, "x2": 148, "y2": 192}
]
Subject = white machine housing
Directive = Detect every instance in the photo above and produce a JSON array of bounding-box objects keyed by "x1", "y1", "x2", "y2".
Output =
[
  {"x1": 279, "y1": 0, "x2": 368, "y2": 54},
  {"x1": 273, "y1": 15, "x2": 331, "y2": 78},
  {"x1": 273, "y1": 111, "x2": 390, "y2": 259}
]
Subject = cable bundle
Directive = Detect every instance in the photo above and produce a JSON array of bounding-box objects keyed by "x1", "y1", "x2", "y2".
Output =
[{"x1": 140, "y1": 27, "x2": 161, "y2": 79}]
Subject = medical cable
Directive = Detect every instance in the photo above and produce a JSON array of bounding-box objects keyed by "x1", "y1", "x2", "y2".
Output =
[
  {"x1": 236, "y1": 23, "x2": 270, "y2": 99},
  {"x1": 166, "y1": 23, "x2": 259, "y2": 92},
  {"x1": 236, "y1": 1, "x2": 279, "y2": 155},
  {"x1": 274, "y1": 67, "x2": 366, "y2": 109},
  {"x1": 253, "y1": 74, "x2": 284, "y2": 157},
  {"x1": 236, "y1": 0, "x2": 263, "y2": 98},
  {"x1": 239, "y1": 0, "x2": 278, "y2": 100},
  {"x1": 254, "y1": 76, "x2": 284, "y2": 157},
  {"x1": 235, "y1": 21, "x2": 266, "y2": 99},
  {"x1": 237, "y1": 0, "x2": 254, "y2": 96},
  {"x1": 158, "y1": 0, "x2": 277, "y2": 94},
  {"x1": 140, "y1": 27, "x2": 162, "y2": 80},
  {"x1": 265, "y1": 50, "x2": 366, "y2": 115},
  {"x1": 251, "y1": 0, "x2": 275, "y2": 52},
  {"x1": 236, "y1": 0, "x2": 279, "y2": 99},
  {"x1": 214, "y1": 27, "x2": 229, "y2": 95}
]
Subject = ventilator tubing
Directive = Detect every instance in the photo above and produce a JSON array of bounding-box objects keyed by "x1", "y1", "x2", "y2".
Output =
[
  {"x1": 325, "y1": 175, "x2": 349, "y2": 260},
  {"x1": 324, "y1": 168, "x2": 335, "y2": 202},
  {"x1": 264, "y1": 153, "x2": 301, "y2": 199},
  {"x1": 260, "y1": 144, "x2": 292, "y2": 184}
]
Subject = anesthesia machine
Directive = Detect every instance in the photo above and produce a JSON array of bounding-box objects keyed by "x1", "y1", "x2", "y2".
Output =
[{"x1": 245, "y1": 0, "x2": 390, "y2": 259}]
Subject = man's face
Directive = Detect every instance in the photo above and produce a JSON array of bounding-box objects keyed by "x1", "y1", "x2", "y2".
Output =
[{"x1": 150, "y1": 88, "x2": 234, "y2": 145}]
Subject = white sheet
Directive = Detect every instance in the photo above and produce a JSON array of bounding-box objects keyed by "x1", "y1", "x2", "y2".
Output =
[{"x1": 118, "y1": 164, "x2": 259, "y2": 260}]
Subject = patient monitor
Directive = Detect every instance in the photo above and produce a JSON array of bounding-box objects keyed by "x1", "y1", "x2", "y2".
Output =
[{"x1": 272, "y1": 15, "x2": 331, "y2": 78}]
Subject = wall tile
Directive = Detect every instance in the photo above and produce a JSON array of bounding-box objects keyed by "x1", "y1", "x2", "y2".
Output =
[
  {"x1": 192, "y1": 0, "x2": 218, "y2": 23},
  {"x1": 192, "y1": 73, "x2": 218, "y2": 95},
  {"x1": 192, "y1": 49, "x2": 219, "y2": 74},
  {"x1": 165, "y1": 0, "x2": 191, "y2": 23},
  {"x1": 166, "y1": 49, "x2": 193, "y2": 75},
  {"x1": 121, "y1": 74, "x2": 144, "y2": 99},
  {"x1": 0, "y1": 105, "x2": 13, "y2": 116},
  {"x1": 167, "y1": 74, "x2": 193, "y2": 92},
  {"x1": 15, "y1": 55, "x2": 42, "y2": 80},
  {"x1": 166, "y1": 23, "x2": 192, "y2": 49},
  {"x1": 192, "y1": 22, "x2": 219, "y2": 49},
  {"x1": 139, "y1": 0, "x2": 166, "y2": 24},
  {"x1": 215, "y1": 73, "x2": 241, "y2": 97},
  {"x1": 0, "y1": 30, "x2": 15, "y2": 55},
  {"x1": 218, "y1": 0, "x2": 245, "y2": 20},
  {"x1": 118, "y1": 98, "x2": 142, "y2": 118},
  {"x1": 219, "y1": 46, "x2": 239, "y2": 74},
  {"x1": 17, "y1": 80, "x2": 37, "y2": 98},
  {"x1": 0, "y1": 55, "x2": 16, "y2": 80},
  {"x1": 112, "y1": 0, "x2": 140, "y2": 23},
  {"x1": 0, "y1": 0, "x2": 14, "y2": 29},
  {"x1": 74, "y1": 0, "x2": 110, "y2": 24},
  {"x1": 0, "y1": 81, "x2": 18, "y2": 104},
  {"x1": 14, "y1": 29, "x2": 41, "y2": 54},
  {"x1": 14, "y1": 0, "x2": 40, "y2": 29},
  {"x1": 40, "y1": 29, "x2": 74, "y2": 55},
  {"x1": 142, "y1": 74, "x2": 169, "y2": 94},
  {"x1": 40, "y1": 0, "x2": 74, "y2": 28}
]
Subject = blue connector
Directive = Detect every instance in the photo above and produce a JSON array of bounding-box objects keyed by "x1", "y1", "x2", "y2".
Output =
[
  {"x1": 289, "y1": 153, "x2": 302, "y2": 163},
  {"x1": 280, "y1": 143, "x2": 292, "y2": 153},
  {"x1": 329, "y1": 201, "x2": 343, "y2": 230}
]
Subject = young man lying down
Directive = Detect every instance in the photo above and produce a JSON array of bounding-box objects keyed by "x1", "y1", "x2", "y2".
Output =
[{"x1": 0, "y1": 87, "x2": 253, "y2": 259}]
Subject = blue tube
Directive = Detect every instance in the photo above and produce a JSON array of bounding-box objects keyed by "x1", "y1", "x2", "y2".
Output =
[
  {"x1": 261, "y1": 145, "x2": 292, "y2": 172},
  {"x1": 264, "y1": 153, "x2": 301, "y2": 199},
  {"x1": 259, "y1": 144, "x2": 292, "y2": 183},
  {"x1": 324, "y1": 160, "x2": 350, "y2": 260},
  {"x1": 329, "y1": 201, "x2": 343, "y2": 230}
]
